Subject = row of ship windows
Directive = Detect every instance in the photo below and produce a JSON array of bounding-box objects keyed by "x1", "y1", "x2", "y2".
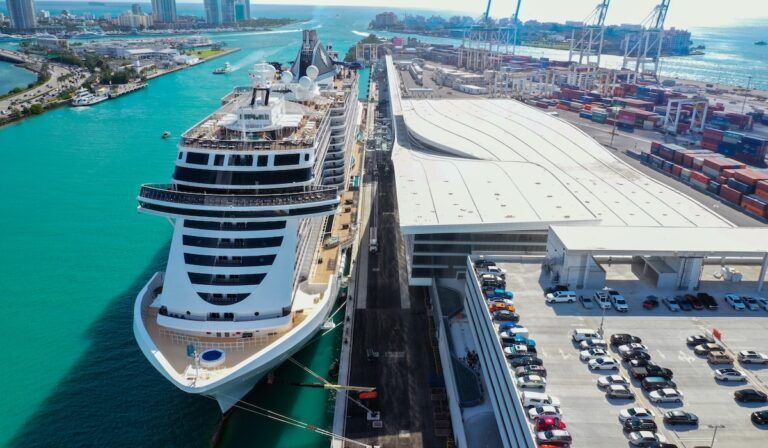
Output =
[
  {"x1": 184, "y1": 220, "x2": 286, "y2": 231},
  {"x1": 188, "y1": 273, "x2": 266, "y2": 286},
  {"x1": 141, "y1": 202, "x2": 334, "y2": 218},
  {"x1": 179, "y1": 152, "x2": 308, "y2": 167},
  {"x1": 196, "y1": 293, "x2": 249, "y2": 305},
  {"x1": 173, "y1": 166, "x2": 312, "y2": 185},
  {"x1": 182, "y1": 235, "x2": 283, "y2": 249},
  {"x1": 184, "y1": 253, "x2": 277, "y2": 267}
]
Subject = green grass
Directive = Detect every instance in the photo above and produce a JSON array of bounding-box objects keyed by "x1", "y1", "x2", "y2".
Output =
[{"x1": 192, "y1": 49, "x2": 228, "y2": 59}]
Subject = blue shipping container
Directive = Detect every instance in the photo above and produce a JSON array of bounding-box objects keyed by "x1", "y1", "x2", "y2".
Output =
[{"x1": 727, "y1": 177, "x2": 756, "y2": 195}]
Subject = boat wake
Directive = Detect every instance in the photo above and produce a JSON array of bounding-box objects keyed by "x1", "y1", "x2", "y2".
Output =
[
  {"x1": 212, "y1": 28, "x2": 302, "y2": 39},
  {"x1": 351, "y1": 30, "x2": 368, "y2": 37}
]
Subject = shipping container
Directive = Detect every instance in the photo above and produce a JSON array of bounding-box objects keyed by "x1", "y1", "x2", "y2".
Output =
[
  {"x1": 707, "y1": 181, "x2": 721, "y2": 195},
  {"x1": 733, "y1": 169, "x2": 768, "y2": 186},
  {"x1": 727, "y1": 177, "x2": 756, "y2": 195},
  {"x1": 719, "y1": 184, "x2": 743, "y2": 204}
]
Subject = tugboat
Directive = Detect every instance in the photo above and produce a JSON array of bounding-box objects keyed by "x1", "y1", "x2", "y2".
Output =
[{"x1": 213, "y1": 62, "x2": 233, "y2": 74}]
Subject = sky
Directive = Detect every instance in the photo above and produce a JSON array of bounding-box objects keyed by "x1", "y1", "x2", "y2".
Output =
[{"x1": 38, "y1": 0, "x2": 768, "y2": 29}]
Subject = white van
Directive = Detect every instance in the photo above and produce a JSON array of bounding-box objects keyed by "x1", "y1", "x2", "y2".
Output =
[
  {"x1": 522, "y1": 391, "x2": 561, "y2": 408},
  {"x1": 505, "y1": 326, "x2": 529, "y2": 339},
  {"x1": 572, "y1": 328, "x2": 600, "y2": 342}
]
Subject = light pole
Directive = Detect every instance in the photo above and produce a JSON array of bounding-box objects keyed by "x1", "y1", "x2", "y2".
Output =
[
  {"x1": 708, "y1": 424, "x2": 725, "y2": 448},
  {"x1": 741, "y1": 75, "x2": 752, "y2": 114}
]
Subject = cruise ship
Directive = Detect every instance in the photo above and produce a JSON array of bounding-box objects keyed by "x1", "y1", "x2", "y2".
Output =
[{"x1": 133, "y1": 30, "x2": 359, "y2": 411}]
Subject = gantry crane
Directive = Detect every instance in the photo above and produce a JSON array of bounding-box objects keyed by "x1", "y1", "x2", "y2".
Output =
[
  {"x1": 622, "y1": 0, "x2": 671, "y2": 82},
  {"x1": 568, "y1": 0, "x2": 611, "y2": 67}
]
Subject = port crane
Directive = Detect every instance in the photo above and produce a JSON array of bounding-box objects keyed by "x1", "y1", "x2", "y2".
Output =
[
  {"x1": 456, "y1": 0, "x2": 514, "y2": 71},
  {"x1": 622, "y1": 0, "x2": 671, "y2": 82},
  {"x1": 568, "y1": 0, "x2": 611, "y2": 67}
]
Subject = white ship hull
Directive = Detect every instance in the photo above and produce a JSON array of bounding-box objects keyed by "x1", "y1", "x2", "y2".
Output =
[{"x1": 133, "y1": 271, "x2": 339, "y2": 412}]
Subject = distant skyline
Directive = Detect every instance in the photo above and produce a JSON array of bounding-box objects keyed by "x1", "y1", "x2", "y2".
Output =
[{"x1": 24, "y1": 0, "x2": 768, "y2": 29}]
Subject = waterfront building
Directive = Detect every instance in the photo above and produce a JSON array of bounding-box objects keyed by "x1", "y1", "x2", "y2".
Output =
[
  {"x1": 133, "y1": 30, "x2": 359, "y2": 411},
  {"x1": 118, "y1": 11, "x2": 153, "y2": 29},
  {"x1": 203, "y1": 0, "x2": 221, "y2": 26},
  {"x1": 371, "y1": 11, "x2": 398, "y2": 29},
  {"x1": 234, "y1": 0, "x2": 250, "y2": 22},
  {"x1": 221, "y1": 0, "x2": 235, "y2": 24},
  {"x1": 6, "y1": 0, "x2": 37, "y2": 29},
  {"x1": 150, "y1": 0, "x2": 177, "y2": 23}
]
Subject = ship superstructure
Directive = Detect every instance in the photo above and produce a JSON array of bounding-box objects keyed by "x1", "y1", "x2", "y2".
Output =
[{"x1": 133, "y1": 31, "x2": 358, "y2": 411}]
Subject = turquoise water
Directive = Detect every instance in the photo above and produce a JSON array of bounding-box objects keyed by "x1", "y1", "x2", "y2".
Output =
[
  {"x1": 0, "y1": 4, "x2": 767, "y2": 447},
  {"x1": 0, "y1": 61, "x2": 36, "y2": 95}
]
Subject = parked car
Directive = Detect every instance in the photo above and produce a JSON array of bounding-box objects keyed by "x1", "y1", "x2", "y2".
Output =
[
  {"x1": 623, "y1": 351, "x2": 652, "y2": 363},
  {"x1": 751, "y1": 410, "x2": 768, "y2": 425},
  {"x1": 734, "y1": 389, "x2": 768, "y2": 403},
  {"x1": 714, "y1": 368, "x2": 747, "y2": 382},
  {"x1": 663, "y1": 410, "x2": 698, "y2": 426},
  {"x1": 686, "y1": 294, "x2": 704, "y2": 310},
  {"x1": 694, "y1": 343, "x2": 724, "y2": 355},
  {"x1": 755, "y1": 296, "x2": 768, "y2": 311},
  {"x1": 619, "y1": 407, "x2": 655, "y2": 423},
  {"x1": 580, "y1": 348, "x2": 609, "y2": 361},
  {"x1": 725, "y1": 294, "x2": 746, "y2": 310},
  {"x1": 606, "y1": 384, "x2": 635, "y2": 400},
  {"x1": 623, "y1": 417, "x2": 658, "y2": 432},
  {"x1": 629, "y1": 358, "x2": 656, "y2": 369},
  {"x1": 618, "y1": 343, "x2": 649, "y2": 357},
  {"x1": 489, "y1": 302, "x2": 515, "y2": 313},
  {"x1": 535, "y1": 429, "x2": 571, "y2": 446},
  {"x1": 579, "y1": 294, "x2": 594, "y2": 309},
  {"x1": 528, "y1": 405, "x2": 562, "y2": 420},
  {"x1": 610, "y1": 292, "x2": 629, "y2": 312},
  {"x1": 597, "y1": 374, "x2": 629, "y2": 389},
  {"x1": 641, "y1": 377, "x2": 677, "y2": 392},
  {"x1": 498, "y1": 322, "x2": 521, "y2": 332},
  {"x1": 744, "y1": 296, "x2": 761, "y2": 311},
  {"x1": 579, "y1": 338, "x2": 608, "y2": 350},
  {"x1": 572, "y1": 328, "x2": 601, "y2": 342},
  {"x1": 686, "y1": 334, "x2": 714, "y2": 347},
  {"x1": 628, "y1": 431, "x2": 667, "y2": 447},
  {"x1": 677, "y1": 295, "x2": 693, "y2": 311},
  {"x1": 517, "y1": 375, "x2": 547, "y2": 389},
  {"x1": 510, "y1": 356, "x2": 544, "y2": 368},
  {"x1": 500, "y1": 333, "x2": 535, "y2": 347},
  {"x1": 544, "y1": 284, "x2": 569, "y2": 296},
  {"x1": 643, "y1": 296, "x2": 659, "y2": 310},
  {"x1": 546, "y1": 290, "x2": 577, "y2": 304},
  {"x1": 611, "y1": 333, "x2": 642, "y2": 347},
  {"x1": 492, "y1": 310, "x2": 519, "y2": 322},
  {"x1": 534, "y1": 416, "x2": 566, "y2": 432},
  {"x1": 697, "y1": 292, "x2": 718, "y2": 310},
  {"x1": 642, "y1": 366, "x2": 674, "y2": 380},
  {"x1": 662, "y1": 296, "x2": 681, "y2": 312},
  {"x1": 588, "y1": 357, "x2": 619, "y2": 371},
  {"x1": 594, "y1": 291, "x2": 612, "y2": 310},
  {"x1": 515, "y1": 365, "x2": 547, "y2": 378},
  {"x1": 738, "y1": 350, "x2": 768, "y2": 364},
  {"x1": 503, "y1": 345, "x2": 529, "y2": 359},
  {"x1": 649, "y1": 388, "x2": 684, "y2": 404},
  {"x1": 707, "y1": 351, "x2": 734, "y2": 365}
]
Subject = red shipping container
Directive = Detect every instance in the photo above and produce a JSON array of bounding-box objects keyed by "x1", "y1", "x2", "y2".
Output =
[
  {"x1": 703, "y1": 128, "x2": 724, "y2": 140},
  {"x1": 719, "y1": 185, "x2": 743, "y2": 204},
  {"x1": 721, "y1": 168, "x2": 738, "y2": 179},
  {"x1": 703, "y1": 157, "x2": 745, "y2": 172},
  {"x1": 757, "y1": 180, "x2": 768, "y2": 196},
  {"x1": 672, "y1": 165, "x2": 683, "y2": 177},
  {"x1": 741, "y1": 195, "x2": 768, "y2": 212},
  {"x1": 691, "y1": 171, "x2": 710, "y2": 184},
  {"x1": 733, "y1": 169, "x2": 768, "y2": 186},
  {"x1": 742, "y1": 203, "x2": 767, "y2": 218},
  {"x1": 716, "y1": 175, "x2": 728, "y2": 185}
]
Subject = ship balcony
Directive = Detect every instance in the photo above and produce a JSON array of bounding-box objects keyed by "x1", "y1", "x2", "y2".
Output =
[
  {"x1": 138, "y1": 184, "x2": 339, "y2": 220},
  {"x1": 324, "y1": 159, "x2": 345, "y2": 168},
  {"x1": 329, "y1": 137, "x2": 345, "y2": 147}
]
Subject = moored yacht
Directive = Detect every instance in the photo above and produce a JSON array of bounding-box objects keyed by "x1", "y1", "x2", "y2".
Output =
[
  {"x1": 133, "y1": 30, "x2": 359, "y2": 412},
  {"x1": 71, "y1": 87, "x2": 109, "y2": 107}
]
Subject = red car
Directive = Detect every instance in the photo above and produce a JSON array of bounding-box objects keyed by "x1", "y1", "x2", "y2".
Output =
[
  {"x1": 535, "y1": 416, "x2": 567, "y2": 432},
  {"x1": 686, "y1": 294, "x2": 704, "y2": 310}
]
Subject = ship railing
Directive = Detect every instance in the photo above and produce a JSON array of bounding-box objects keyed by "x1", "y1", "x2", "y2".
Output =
[
  {"x1": 159, "y1": 327, "x2": 277, "y2": 351},
  {"x1": 180, "y1": 137, "x2": 316, "y2": 151},
  {"x1": 139, "y1": 185, "x2": 339, "y2": 208}
]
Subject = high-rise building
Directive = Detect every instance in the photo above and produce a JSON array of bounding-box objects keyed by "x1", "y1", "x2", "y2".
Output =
[
  {"x1": 220, "y1": 0, "x2": 235, "y2": 24},
  {"x1": 203, "y1": 0, "x2": 221, "y2": 25},
  {"x1": 6, "y1": 0, "x2": 37, "y2": 29},
  {"x1": 151, "y1": 0, "x2": 176, "y2": 23},
  {"x1": 118, "y1": 11, "x2": 153, "y2": 28},
  {"x1": 235, "y1": 0, "x2": 249, "y2": 22},
  {"x1": 131, "y1": 3, "x2": 142, "y2": 15}
]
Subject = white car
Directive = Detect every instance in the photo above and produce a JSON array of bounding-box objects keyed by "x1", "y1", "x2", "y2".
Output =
[
  {"x1": 619, "y1": 407, "x2": 655, "y2": 423},
  {"x1": 739, "y1": 350, "x2": 768, "y2": 364},
  {"x1": 662, "y1": 297, "x2": 681, "y2": 312},
  {"x1": 725, "y1": 294, "x2": 746, "y2": 310},
  {"x1": 597, "y1": 374, "x2": 629, "y2": 389},
  {"x1": 580, "y1": 348, "x2": 609, "y2": 361},
  {"x1": 503, "y1": 345, "x2": 529, "y2": 358},
  {"x1": 528, "y1": 405, "x2": 562, "y2": 420},
  {"x1": 649, "y1": 388, "x2": 684, "y2": 403},
  {"x1": 517, "y1": 375, "x2": 547, "y2": 389},
  {"x1": 611, "y1": 295, "x2": 629, "y2": 312},
  {"x1": 594, "y1": 291, "x2": 612, "y2": 309},
  {"x1": 545, "y1": 290, "x2": 577, "y2": 304},
  {"x1": 618, "y1": 343, "x2": 649, "y2": 356},
  {"x1": 579, "y1": 338, "x2": 608, "y2": 350},
  {"x1": 714, "y1": 368, "x2": 747, "y2": 382},
  {"x1": 589, "y1": 357, "x2": 619, "y2": 371},
  {"x1": 628, "y1": 431, "x2": 667, "y2": 446}
]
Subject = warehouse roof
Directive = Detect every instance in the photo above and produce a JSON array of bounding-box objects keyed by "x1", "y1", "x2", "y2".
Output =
[
  {"x1": 549, "y1": 225, "x2": 768, "y2": 257},
  {"x1": 385, "y1": 56, "x2": 734, "y2": 234}
]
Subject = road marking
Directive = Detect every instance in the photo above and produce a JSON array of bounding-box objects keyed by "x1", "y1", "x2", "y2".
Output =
[
  {"x1": 677, "y1": 350, "x2": 695, "y2": 364},
  {"x1": 558, "y1": 349, "x2": 573, "y2": 360},
  {"x1": 656, "y1": 349, "x2": 667, "y2": 360},
  {"x1": 540, "y1": 349, "x2": 549, "y2": 359}
]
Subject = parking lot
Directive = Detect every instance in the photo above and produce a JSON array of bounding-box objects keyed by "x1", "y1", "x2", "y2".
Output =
[{"x1": 500, "y1": 260, "x2": 768, "y2": 448}]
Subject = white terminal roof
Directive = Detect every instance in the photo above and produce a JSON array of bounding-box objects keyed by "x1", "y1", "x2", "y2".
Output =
[
  {"x1": 550, "y1": 225, "x2": 768, "y2": 257},
  {"x1": 385, "y1": 56, "x2": 734, "y2": 234}
]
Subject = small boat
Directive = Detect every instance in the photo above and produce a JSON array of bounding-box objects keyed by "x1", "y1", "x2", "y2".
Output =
[
  {"x1": 756, "y1": 41, "x2": 767, "y2": 46},
  {"x1": 162, "y1": 131, "x2": 171, "y2": 139},
  {"x1": 71, "y1": 88, "x2": 108, "y2": 107},
  {"x1": 213, "y1": 62, "x2": 232, "y2": 74}
]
